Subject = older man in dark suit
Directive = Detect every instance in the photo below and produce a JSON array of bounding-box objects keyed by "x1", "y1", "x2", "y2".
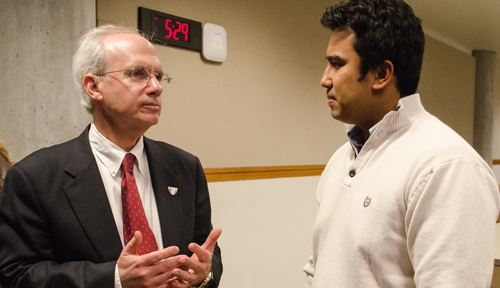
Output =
[{"x1": 0, "y1": 25, "x2": 221, "y2": 288}]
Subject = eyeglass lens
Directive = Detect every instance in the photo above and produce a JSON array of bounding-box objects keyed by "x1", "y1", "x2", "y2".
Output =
[{"x1": 130, "y1": 67, "x2": 171, "y2": 84}]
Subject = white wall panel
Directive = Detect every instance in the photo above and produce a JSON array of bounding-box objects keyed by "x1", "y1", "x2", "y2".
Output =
[{"x1": 209, "y1": 176, "x2": 319, "y2": 288}]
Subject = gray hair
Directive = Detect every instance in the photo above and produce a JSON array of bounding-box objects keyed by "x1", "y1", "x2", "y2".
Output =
[{"x1": 71, "y1": 24, "x2": 143, "y2": 114}]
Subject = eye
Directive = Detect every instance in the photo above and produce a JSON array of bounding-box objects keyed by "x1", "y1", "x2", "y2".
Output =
[
  {"x1": 154, "y1": 71, "x2": 165, "y2": 81},
  {"x1": 330, "y1": 62, "x2": 342, "y2": 69},
  {"x1": 131, "y1": 67, "x2": 150, "y2": 80}
]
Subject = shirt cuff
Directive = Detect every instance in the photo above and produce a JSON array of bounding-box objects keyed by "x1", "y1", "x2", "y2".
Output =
[{"x1": 115, "y1": 264, "x2": 123, "y2": 288}]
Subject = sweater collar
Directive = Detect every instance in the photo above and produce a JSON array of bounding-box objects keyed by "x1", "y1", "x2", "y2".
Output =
[{"x1": 344, "y1": 93, "x2": 428, "y2": 136}]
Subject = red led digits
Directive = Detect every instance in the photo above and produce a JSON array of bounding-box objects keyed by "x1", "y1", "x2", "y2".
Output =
[
  {"x1": 142, "y1": 7, "x2": 201, "y2": 51},
  {"x1": 164, "y1": 19, "x2": 189, "y2": 42},
  {"x1": 173, "y1": 21, "x2": 182, "y2": 40},
  {"x1": 153, "y1": 13, "x2": 192, "y2": 43},
  {"x1": 165, "y1": 19, "x2": 172, "y2": 38},
  {"x1": 181, "y1": 23, "x2": 189, "y2": 41}
]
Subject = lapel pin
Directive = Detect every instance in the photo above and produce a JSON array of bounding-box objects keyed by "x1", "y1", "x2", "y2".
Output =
[{"x1": 168, "y1": 187, "x2": 178, "y2": 196}]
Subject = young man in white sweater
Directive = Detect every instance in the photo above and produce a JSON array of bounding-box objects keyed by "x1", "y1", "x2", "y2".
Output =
[{"x1": 302, "y1": 0, "x2": 500, "y2": 287}]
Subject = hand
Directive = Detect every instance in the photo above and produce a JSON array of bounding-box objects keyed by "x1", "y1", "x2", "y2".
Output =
[
  {"x1": 118, "y1": 231, "x2": 184, "y2": 288},
  {"x1": 168, "y1": 228, "x2": 222, "y2": 288}
]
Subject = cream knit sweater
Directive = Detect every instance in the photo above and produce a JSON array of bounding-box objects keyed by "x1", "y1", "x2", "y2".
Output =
[{"x1": 303, "y1": 94, "x2": 500, "y2": 288}]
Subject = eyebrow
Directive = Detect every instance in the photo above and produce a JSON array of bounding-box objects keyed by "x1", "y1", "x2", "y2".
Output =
[
  {"x1": 326, "y1": 55, "x2": 345, "y2": 63},
  {"x1": 132, "y1": 65, "x2": 163, "y2": 71}
]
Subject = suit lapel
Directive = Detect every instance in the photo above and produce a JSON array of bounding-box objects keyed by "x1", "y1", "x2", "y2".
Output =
[
  {"x1": 144, "y1": 138, "x2": 182, "y2": 248},
  {"x1": 63, "y1": 126, "x2": 123, "y2": 262},
  {"x1": 61, "y1": 128, "x2": 183, "y2": 259}
]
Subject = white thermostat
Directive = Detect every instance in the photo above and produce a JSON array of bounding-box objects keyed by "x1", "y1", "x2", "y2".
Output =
[{"x1": 202, "y1": 23, "x2": 227, "y2": 62}]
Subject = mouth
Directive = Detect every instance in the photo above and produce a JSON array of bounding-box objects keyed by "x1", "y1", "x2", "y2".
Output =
[
  {"x1": 142, "y1": 102, "x2": 160, "y2": 110},
  {"x1": 327, "y1": 95, "x2": 337, "y2": 108}
]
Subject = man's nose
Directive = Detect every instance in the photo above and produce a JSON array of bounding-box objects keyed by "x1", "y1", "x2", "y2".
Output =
[
  {"x1": 320, "y1": 70, "x2": 331, "y2": 88},
  {"x1": 147, "y1": 76, "x2": 163, "y2": 96}
]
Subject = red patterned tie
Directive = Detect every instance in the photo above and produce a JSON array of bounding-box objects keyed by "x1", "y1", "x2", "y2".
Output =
[{"x1": 121, "y1": 153, "x2": 158, "y2": 255}]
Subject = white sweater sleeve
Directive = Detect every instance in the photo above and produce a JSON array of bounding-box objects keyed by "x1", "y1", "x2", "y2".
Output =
[{"x1": 406, "y1": 157, "x2": 500, "y2": 287}]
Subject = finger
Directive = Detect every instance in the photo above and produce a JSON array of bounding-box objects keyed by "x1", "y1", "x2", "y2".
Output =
[
  {"x1": 149, "y1": 267, "x2": 180, "y2": 287},
  {"x1": 168, "y1": 279, "x2": 191, "y2": 288},
  {"x1": 188, "y1": 243, "x2": 211, "y2": 263},
  {"x1": 143, "y1": 246, "x2": 181, "y2": 266},
  {"x1": 122, "y1": 231, "x2": 143, "y2": 255},
  {"x1": 171, "y1": 268, "x2": 198, "y2": 286},
  {"x1": 165, "y1": 275, "x2": 178, "y2": 283},
  {"x1": 200, "y1": 228, "x2": 222, "y2": 251},
  {"x1": 155, "y1": 254, "x2": 186, "y2": 272},
  {"x1": 169, "y1": 255, "x2": 191, "y2": 271},
  {"x1": 142, "y1": 256, "x2": 184, "y2": 286},
  {"x1": 178, "y1": 255, "x2": 204, "y2": 273}
]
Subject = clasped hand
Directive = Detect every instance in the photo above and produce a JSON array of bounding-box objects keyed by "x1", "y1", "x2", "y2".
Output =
[{"x1": 117, "y1": 228, "x2": 222, "y2": 288}]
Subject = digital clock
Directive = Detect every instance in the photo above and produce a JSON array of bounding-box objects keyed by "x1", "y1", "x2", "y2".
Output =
[{"x1": 138, "y1": 7, "x2": 202, "y2": 51}]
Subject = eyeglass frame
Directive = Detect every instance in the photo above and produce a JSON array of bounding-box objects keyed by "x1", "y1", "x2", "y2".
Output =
[{"x1": 96, "y1": 66, "x2": 173, "y2": 85}]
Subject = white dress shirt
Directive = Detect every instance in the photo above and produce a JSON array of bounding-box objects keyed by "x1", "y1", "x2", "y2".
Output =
[{"x1": 88, "y1": 124, "x2": 163, "y2": 287}]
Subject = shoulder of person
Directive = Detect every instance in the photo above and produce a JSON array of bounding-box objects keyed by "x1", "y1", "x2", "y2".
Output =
[
  {"x1": 11, "y1": 134, "x2": 88, "y2": 175},
  {"x1": 144, "y1": 137, "x2": 201, "y2": 166}
]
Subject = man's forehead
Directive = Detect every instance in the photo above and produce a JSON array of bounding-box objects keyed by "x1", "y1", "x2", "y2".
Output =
[
  {"x1": 326, "y1": 29, "x2": 356, "y2": 55},
  {"x1": 101, "y1": 33, "x2": 161, "y2": 68},
  {"x1": 330, "y1": 28, "x2": 355, "y2": 44},
  {"x1": 102, "y1": 33, "x2": 152, "y2": 50}
]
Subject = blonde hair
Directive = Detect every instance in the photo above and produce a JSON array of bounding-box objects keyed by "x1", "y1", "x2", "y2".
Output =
[{"x1": 0, "y1": 134, "x2": 13, "y2": 167}]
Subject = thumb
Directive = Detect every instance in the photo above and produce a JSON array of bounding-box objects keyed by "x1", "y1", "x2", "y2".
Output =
[{"x1": 123, "y1": 231, "x2": 143, "y2": 255}]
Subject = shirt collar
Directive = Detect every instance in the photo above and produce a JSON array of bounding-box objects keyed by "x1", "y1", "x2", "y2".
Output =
[
  {"x1": 347, "y1": 125, "x2": 364, "y2": 153},
  {"x1": 89, "y1": 123, "x2": 146, "y2": 177},
  {"x1": 346, "y1": 102, "x2": 401, "y2": 153}
]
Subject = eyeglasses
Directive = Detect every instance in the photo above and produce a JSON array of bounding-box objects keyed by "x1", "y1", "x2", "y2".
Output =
[{"x1": 97, "y1": 66, "x2": 173, "y2": 85}]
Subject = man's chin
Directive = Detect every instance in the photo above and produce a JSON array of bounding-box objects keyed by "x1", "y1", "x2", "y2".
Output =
[
  {"x1": 330, "y1": 110, "x2": 341, "y2": 120},
  {"x1": 136, "y1": 114, "x2": 160, "y2": 128}
]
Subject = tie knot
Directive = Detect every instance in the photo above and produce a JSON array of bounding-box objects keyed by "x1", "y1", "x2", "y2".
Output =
[{"x1": 122, "y1": 153, "x2": 136, "y2": 173}]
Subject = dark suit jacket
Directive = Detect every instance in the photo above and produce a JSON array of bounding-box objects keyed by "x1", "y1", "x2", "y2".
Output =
[{"x1": 0, "y1": 126, "x2": 222, "y2": 287}]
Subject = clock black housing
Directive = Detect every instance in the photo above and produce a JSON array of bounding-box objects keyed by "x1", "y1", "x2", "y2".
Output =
[{"x1": 138, "y1": 7, "x2": 202, "y2": 51}]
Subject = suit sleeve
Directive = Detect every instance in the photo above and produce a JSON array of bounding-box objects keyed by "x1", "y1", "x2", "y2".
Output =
[
  {"x1": 0, "y1": 165, "x2": 115, "y2": 288},
  {"x1": 193, "y1": 157, "x2": 222, "y2": 287}
]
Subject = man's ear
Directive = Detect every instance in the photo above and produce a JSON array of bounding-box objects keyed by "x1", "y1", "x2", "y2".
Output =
[
  {"x1": 372, "y1": 60, "x2": 394, "y2": 91},
  {"x1": 82, "y1": 74, "x2": 104, "y2": 102}
]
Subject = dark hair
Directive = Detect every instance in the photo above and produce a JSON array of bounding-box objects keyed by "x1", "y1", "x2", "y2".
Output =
[{"x1": 321, "y1": 0, "x2": 425, "y2": 97}]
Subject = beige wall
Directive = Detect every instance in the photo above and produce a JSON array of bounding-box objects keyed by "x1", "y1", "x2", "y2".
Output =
[
  {"x1": 418, "y1": 37, "x2": 476, "y2": 144},
  {"x1": 98, "y1": 0, "x2": 476, "y2": 169},
  {"x1": 98, "y1": 0, "x2": 341, "y2": 169}
]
